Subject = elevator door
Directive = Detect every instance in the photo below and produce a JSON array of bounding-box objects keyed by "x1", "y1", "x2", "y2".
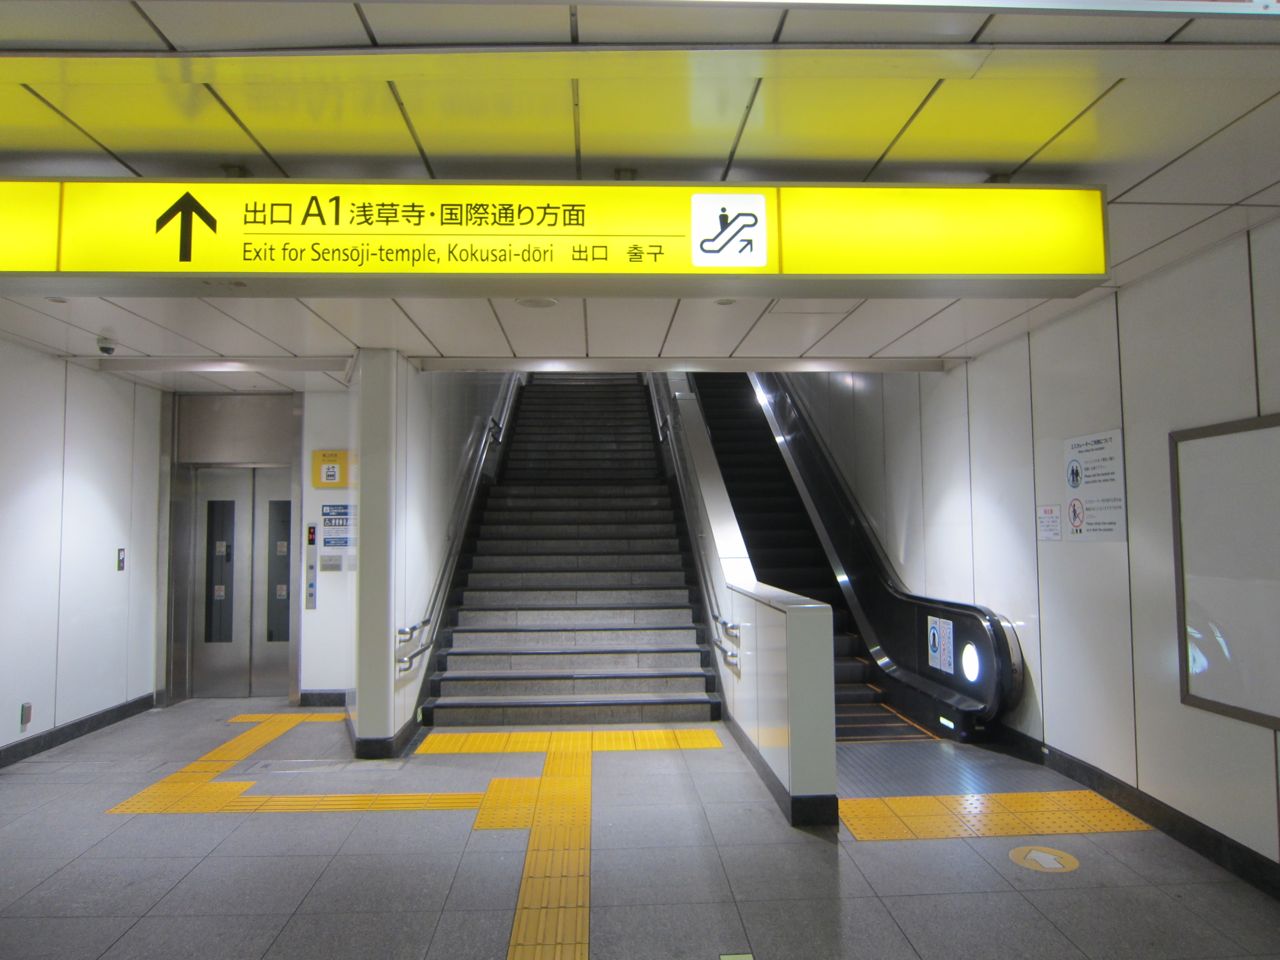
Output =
[{"x1": 193, "y1": 467, "x2": 294, "y2": 697}]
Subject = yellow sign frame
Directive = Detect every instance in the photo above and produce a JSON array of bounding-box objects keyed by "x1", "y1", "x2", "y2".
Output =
[{"x1": 311, "y1": 450, "x2": 350, "y2": 489}]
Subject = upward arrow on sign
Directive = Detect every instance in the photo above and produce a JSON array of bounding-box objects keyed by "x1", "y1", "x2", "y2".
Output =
[{"x1": 155, "y1": 192, "x2": 217, "y2": 262}]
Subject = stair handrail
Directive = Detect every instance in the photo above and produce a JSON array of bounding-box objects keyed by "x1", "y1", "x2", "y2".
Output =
[{"x1": 397, "y1": 371, "x2": 525, "y2": 676}]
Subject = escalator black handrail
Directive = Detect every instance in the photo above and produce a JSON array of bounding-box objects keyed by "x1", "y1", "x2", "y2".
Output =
[{"x1": 743, "y1": 372, "x2": 1024, "y2": 726}]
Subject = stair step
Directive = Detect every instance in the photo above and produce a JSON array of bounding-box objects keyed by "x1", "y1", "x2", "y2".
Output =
[
  {"x1": 483, "y1": 509, "x2": 676, "y2": 524},
  {"x1": 456, "y1": 606, "x2": 694, "y2": 628},
  {"x1": 441, "y1": 646, "x2": 705, "y2": 670},
  {"x1": 461, "y1": 588, "x2": 691, "y2": 606},
  {"x1": 468, "y1": 554, "x2": 686, "y2": 572},
  {"x1": 835, "y1": 683, "x2": 883, "y2": 704},
  {"x1": 490, "y1": 484, "x2": 669, "y2": 497},
  {"x1": 473, "y1": 538, "x2": 682, "y2": 555},
  {"x1": 486, "y1": 498, "x2": 672, "y2": 512},
  {"x1": 465, "y1": 570, "x2": 688, "y2": 588},
  {"x1": 426, "y1": 692, "x2": 718, "y2": 725},
  {"x1": 478, "y1": 523, "x2": 678, "y2": 539},
  {"x1": 437, "y1": 669, "x2": 711, "y2": 696},
  {"x1": 448, "y1": 626, "x2": 699, "y2": 649}
]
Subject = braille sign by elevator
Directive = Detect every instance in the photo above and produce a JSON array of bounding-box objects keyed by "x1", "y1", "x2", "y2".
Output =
[{"x1": 0, "y1": 180, "x2": 1107, "y2": 290}]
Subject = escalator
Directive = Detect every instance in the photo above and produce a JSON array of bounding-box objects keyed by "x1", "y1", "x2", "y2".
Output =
[
  {"x1": 691, "y1": 372, "x2": 1023, "y2": 740},
  {"x1": 692, "y1": 373, "x2": 930, "y2": 742}
]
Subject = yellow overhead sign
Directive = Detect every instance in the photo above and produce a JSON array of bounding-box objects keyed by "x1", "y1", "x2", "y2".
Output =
[
  {"x1": 0, "y1": 181, "x2": 60, "y2": 272},
  {"x1": 780, "y1": 186, "x2": 1107, "y2": 277},
  {"x1": 58, "y1": 182, "x2": 779, "y2": 276},
  {"x1": 2, "y1": 180, "x2": 1106, "y2": 284}
]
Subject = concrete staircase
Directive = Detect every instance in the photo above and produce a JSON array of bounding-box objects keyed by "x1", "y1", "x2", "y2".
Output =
[{"x1": 422, "y1": 373, "x2": 720, "y2": 726}]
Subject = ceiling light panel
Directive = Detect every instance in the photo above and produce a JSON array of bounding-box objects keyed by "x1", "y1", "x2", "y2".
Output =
[
  {"x1": 106, "y1": 298, "x2": 291, "y2": 357},
  {"x1": 0, "y1": 1, "x2": 169, "y2": 50},
  {"x1": 395, "y1": 299, "x2": 514, "y2": 357},
  {"x1": 393, "y1": 78, "x2": 576, "y2": 179},
  {"x1": 302, "y1": 299, "x2": 439, "y2": 354},
  {"x1": 877, "y1": 77, "x2": 1115, "y2": 176},
  {"x1": 10, "y1": 297, "x2": 216, "y2": 356},
  {"x1": 576, "y1": 4, "x2": 779, "y2": 43},
  {"x1": 208, "y1": 81, "x2": 423, "y2": 177},
  {"x1": 578, "y1": 76, "x2": 756, "y2": 180},
  {"x1": 734, "y1": 311, "x2": 847, "y2": 358},
  {"x1": 491, "y1": 298, "x2": 586, "y2": 357},
  {"x1": 360, "y1": 3, "x2": 571, "y2": 44},
  {"x1": 202, "y1": 299, "x2": 356, "y2": 356},
  {"x1": 28, "y1": 83, "x2": 273, "y2": 179},
  {"x1": 1019, "y1": 79, "x2": 1276, "y2": 197},
  {"x1": 805, "y1": 298, "x2": 956, "y2": 357},
  {"x1": 661, "y1": 298, "x2": 769, "y2": 357},
  {"x1": 779, "y1": 9, "x2": 986, "y2": 43},
  {"x1": 979, "y1": 13, "x2": 1187, "y2": 44},
  {"x1": 585, "y1": 298, "x2": 676, "y2": 357},
  {"x1": 137, "y1": 1, "x2": 369, "y2": 51},
  {"x1": 1120, "y1": 92, "x2": 1280, "y2": 205},
  {"x1": 875, "y1": 298, "x2": 1042, "y2": 357},
  {"x1": 731, "y1": 77, "x2": 936, "y2": 182},
  {"x1": 0, "y1": 85, "x2": 130, "y2": 177}
]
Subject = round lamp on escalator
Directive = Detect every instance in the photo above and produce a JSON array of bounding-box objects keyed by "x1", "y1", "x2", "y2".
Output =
[{"x1": 961, "y1": 642, "x2": 980, "y2": 683}]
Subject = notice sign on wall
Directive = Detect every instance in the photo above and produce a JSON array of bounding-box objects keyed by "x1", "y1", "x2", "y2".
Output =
[
  {"x1": 311, "y1": 449, "x2": 349, "y2": 489},
  {"x1": 1037, "y1": 504, "x2": 1062, "y2": 542},
  {"x1": 321, "y1": 504, "x2": 355, "y2": 548},
  {"x1": 927, "y1": 616, "x2": 954, "y2": 675},
  {"x1": 1064, "y1": 430, "x2": 1126, "y2": 542}
]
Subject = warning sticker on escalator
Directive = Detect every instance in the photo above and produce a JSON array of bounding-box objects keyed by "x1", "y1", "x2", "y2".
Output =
[
  {"x1": 691, "y1": 193, "x2": 767, "y2": 267},
  {"x1": 928, "y1": 616, "x2": 954, "y2": 675}
]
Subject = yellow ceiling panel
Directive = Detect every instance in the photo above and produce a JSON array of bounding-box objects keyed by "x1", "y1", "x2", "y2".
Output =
[
  {"x1": 733, "y1": 77, "x2": 935, "y2": 179},
  {"x1": 881, "y1": 77, "x2": 1116, "y2": 171},
  {"x1": 31, "y1": 83, "x2": 271, "y2": 178},
  {"x1": 210, "y1": 82, "x2": 422, "y2": 176},
  {"x1": 394, "y1": 78, "x2": 576, "y2": 179},
  {"x1": 579, "y1": 76, "x2": 755, "y2": 179}
]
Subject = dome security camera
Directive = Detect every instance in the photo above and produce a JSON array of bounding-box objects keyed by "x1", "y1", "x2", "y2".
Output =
[{"x1": 97, "y1": 336, "x2": 117, "y2": 356}]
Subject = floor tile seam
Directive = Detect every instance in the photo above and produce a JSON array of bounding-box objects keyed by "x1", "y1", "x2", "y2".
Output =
[{"x1": 247, "y1": 849, "x2": 342, "y2": 959}]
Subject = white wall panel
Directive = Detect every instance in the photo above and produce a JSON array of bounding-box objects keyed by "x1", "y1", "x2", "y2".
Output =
[
  {"x1": 1250, "y1": 218, "x2": 1280, "y2": 416},
  {"x1": 881, "y1": 373, "x2": 926, "y2": 593},
  {"x1": 1118, "y1": 237, "x2": 1278, "y2": 858},
  {"x1": 851, "y1": 374, "x2": 888, "y2": 547},
  {"x1": 0, "y1": 343, "x2": 65, "y2": 748},
  {"x1": 919, "y1": 368, "x2": 973, "y2": 602},
  {"x1": 126, "y1": 385, "x2": 161, "y2": 700},
  {"x1": 56, "y1": 366, "x2": 135, "y2": 725},
  {"x1": 1032, "y1": 295, "x2": 1136, "y2": 781},
  {"x1": 968, "y1": 337, "x2": 1043, "y2": 740}
]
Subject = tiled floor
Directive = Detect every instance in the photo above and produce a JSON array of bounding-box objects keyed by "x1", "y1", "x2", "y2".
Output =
[{"x1": 1, "y1": 698, "x2": 1277, "y2": 960}]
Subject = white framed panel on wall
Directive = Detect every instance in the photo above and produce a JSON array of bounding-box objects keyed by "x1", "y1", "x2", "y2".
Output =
[{"x1": 1171, "y1": 414, "x2": 1280, "y2": 729}]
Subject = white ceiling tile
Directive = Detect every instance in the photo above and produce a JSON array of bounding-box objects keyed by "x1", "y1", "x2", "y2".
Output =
[
  {"x1": 876, "y1": 298, "x2": 1042, "y2": 357},
  {"x1": 106, "y1": 298, "x2": 291, "y2": 357},
  {"x1": 9, "y1": 297, "x2": 215, "y2": 356},
  {"x1": 1120, "y1": 92, "x2": 1280, "y2": 204},
  {"x1": 994, "y1": 287, "x2": 1117, "y2": 346},
  {"x1": 491, "y1": 299, "x2": 585, "y2": 357},
  {"x1": 981, "y1": 13, "x2": 1186, "y2": 43},
  {"x1": 661, "y1": 299, "x2": 769, "y2": 358},
  {"x1": 585, "y1": 299, "x2": 675, "y2": 358},
  {"x1": 945, "y1": 317, "x2": 1032, "y2": 360},
  {"x1": 805, "y1": 299, "x2": 955, "y2": 357},
  {"x1": 199, "y1": 371, "x2": 294, "y2": 393},
  {"x1": 1106, "y1": 203, "x2": 1226, "y2": 265},
  {"x1": 301, "y1": 299, "x2": 439, "y2": 355},
  {"x1": 771, "y1": 299, "x2": 861, "y2": 314},
  {"x1": 779, "y1": 9, "x2": 986, "y2": 43},
  {"x1": 1020, "y1": 79, "x2": 1277, "y2": 197},
  {"x1": 129, "y1": 371, "x2": 229, "y2": 393},
  {"x1": 1174, "y1": 17, "x2": 1280, "y2": 43},
  {"x1": 0, "y1": 1, "x2": 168, "y2": 49},
  {"x1": 203, "y1": 299, "x2": 356, "y2": 356},
  {"x1": 0, "y1": 298, "x2": 143, "y2": 357},
  {"x1": 361, "y1": 3, "x2": 571, "y2": 44},
  {"x1": 735, "y1": 313, "x2": 846, "y2": 358},
  {"x1": 396, "y1": 299, "x2": 513, "y2": 357},
  {"x1": 138, "y1": 1, "x2": 369, "y2": 50},
  {"x1": 1108, "y1": 205, "x2": 1280, "y2": 287},
  {"x1": 1244, "y1": 180, "x2": 1280, "y2": 204},
  {"x1": 577, "y1": 4, "x2": 779, "y2": 42}
]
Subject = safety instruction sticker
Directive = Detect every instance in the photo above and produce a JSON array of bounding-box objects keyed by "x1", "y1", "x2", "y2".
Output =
[
  {"x1": 928, "y1": 616, "x2": 954, "y2": 675},
  {"x1": 1064, "y1": 429, "x2": 1126, "y2": 542},
  {"x1": 321, "y1": 504, "x2": 355, "y2": 549}
]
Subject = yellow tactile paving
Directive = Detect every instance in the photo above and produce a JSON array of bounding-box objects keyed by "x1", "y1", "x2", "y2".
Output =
[
  {"x1": 674, "y1": 728, "x2": 723, "y2": 750},
  {"x1": 464, "y1": 732, "x2": 512, "y2": 754},
  {"x1": 475, "y1": 778, "x2": 542, "y2": 830},
  {"x1": 591, "y1": 730, "x2": 635, "y2": 752},
  {"x1": 632, "y1": 729, "x2": 681, "y2": 751},
  {"x1": 507, "y1": 731, "x2": 554, "y2": 753},
  {"x1": 839, "y1": 789, "x2": 1152, "y2": 841},
  {"x1": 416, "y1": 732, "x2": 472, "y2": 754},
  {"x1": 414, "y1": 727, "x2": 721, "y2": 756}
]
